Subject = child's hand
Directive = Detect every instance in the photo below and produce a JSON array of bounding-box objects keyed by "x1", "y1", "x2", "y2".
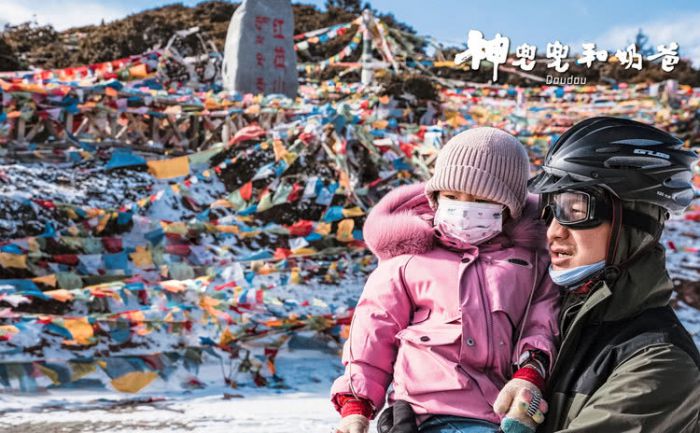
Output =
[
  {"x1": 336, "y1": 414, "x2": 370, "y2": 433},
  {"x1": 494, "y1": 378, "x2": 548, "y2": 430}
]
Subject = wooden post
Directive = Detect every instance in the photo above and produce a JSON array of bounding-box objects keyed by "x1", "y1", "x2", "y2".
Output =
[
  {"x1": 65, "y1": 113, "x2": 74, "y2": 138},
  {"x1": 222, "y1": 114, "x2": 231, "y2": 146},
  {"x1": 361, "y1": 9, "x2": 374, "y2": 86},
  {"x1": 150, "y1": 115, "x2": 160, "y2": 147},
  {"x1": 190, "y1": 114, "x2": 200, "y2": 150}
]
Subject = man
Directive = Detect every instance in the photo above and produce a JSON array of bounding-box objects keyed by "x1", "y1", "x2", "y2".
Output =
[{"x1": 527, "y1": 116, "x2": 700, "y2": 432}]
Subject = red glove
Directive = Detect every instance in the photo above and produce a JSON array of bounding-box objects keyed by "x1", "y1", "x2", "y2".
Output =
[
  {"x1": 513, "y1": 365, "x2": 545, "y2": 391},
  {"x1": 334, "y1": 394, "x2": 374, "y2": 419}
]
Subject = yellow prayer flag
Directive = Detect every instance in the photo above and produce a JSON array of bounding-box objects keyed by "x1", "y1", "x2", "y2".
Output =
[
  {"x1": 314, "y1": 222, "x2": 332, "y2": 236},
  {"x1": 0, "y1": 252, "x2": 27, "y2": 269},
  {"x1": 69, "y1": 361, "x2": 96, "y2": 381},
  {"x1": 211, "y1": 199, "x2": 234, "y2": 209},
  {"x1": 341, "y1": 206, "x2": 364, "y2": 218},
  {"x1": 336, "y1": 218, "x2": 355, "y2": 242},
  {"x1": 111, "y1": 371, "x2": 158, "y2": 393},
  {"x1": 282, "y1": 151, "x2": 298, "y2": 166},
  {"x1": 219, "y1": 327, "x2": 234, "y2": 346},
  {"x1": 130, "y1": 246, "x2": 153, "y2": 269},
  {"x1": 290, "y1": 267, "x2": 302, "y2": 285},
  {"x1": 273, "y1": 139, "x2": 287, "y2": 162},
  {"x1": 339, "y1": 170, "x2": 350, "y2": 190},
  {"x1": 291, "y1": 247, "x2": 316, "y2": 256},
  {"x1": 63, "y1": 317, "x2": 94, "y2": 345},
  {"x1": 35, "y1": 364, "x2": 62, "y2": 384},
  {"x1": 147, "y1": 156, "x2": 190, "y2": 179},
  {"x1": 164, "y1": 221, "x2": 188, "y2": 235},
  {"x1": 447, "y1": 114, "x2": 468, "y2": 128},
  {"x1": 96, "y1": 213, "x2": 111, "y2": 234}
]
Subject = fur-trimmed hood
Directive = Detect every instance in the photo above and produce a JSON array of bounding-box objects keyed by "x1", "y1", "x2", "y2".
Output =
[{"x1": 363, "y1": 182, "x2": 548, "y2": 260}]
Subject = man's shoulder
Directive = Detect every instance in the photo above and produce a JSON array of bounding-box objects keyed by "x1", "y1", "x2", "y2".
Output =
[{"x1": 568, "y1": 306, "x2": 699, "y2": 395}]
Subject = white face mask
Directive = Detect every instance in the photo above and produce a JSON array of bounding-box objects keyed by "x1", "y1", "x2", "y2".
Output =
[{"x1": 434, "y1": 197, "x2": 504, "y2": 247}]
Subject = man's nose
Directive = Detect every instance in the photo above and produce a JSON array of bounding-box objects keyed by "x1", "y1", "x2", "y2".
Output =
[{"x1": 547, "y1": 218, "x2": 569, "y2": 241}]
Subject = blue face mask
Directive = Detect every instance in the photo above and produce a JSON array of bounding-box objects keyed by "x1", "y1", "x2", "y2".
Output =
[{"x1": 549, "y1": 260, "x2": 605, "y2": 287}]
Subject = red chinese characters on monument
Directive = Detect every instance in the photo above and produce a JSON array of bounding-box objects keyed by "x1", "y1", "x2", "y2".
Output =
[
  {"x1": 272, "y1": 18, "x2": 286, "y2": 92},
  {"x1": 254, "y1": 15, "x2": 270, "y2": 32},
  {"x1": 273, "y1": 46, "x2": 286, "y2": 69},
  {"x1": 272, "y1": 19, "x2": 285, "y2": 40},
  {"x1": 253, "y1": 15, "x2": 288, "y2": 93},
  {"x1": 254, "y1": 15, "x2": 271, "y2": 93}
]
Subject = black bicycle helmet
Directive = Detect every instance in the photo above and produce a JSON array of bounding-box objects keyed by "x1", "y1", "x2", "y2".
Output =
[{"x1": 528, "y1": 116, "x2": 697, "y2": 213}]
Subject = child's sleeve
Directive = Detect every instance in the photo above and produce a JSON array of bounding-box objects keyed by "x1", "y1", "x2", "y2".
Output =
[
  {"x1": 330, "y1": 255, "x2": 413, "y2": 417},
  {"x1": 513, "y1": 251, "x2": 561, "y2": 376}
]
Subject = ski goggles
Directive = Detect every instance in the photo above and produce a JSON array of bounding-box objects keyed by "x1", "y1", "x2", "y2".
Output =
[{"x1": 540, "y1": 189, "x2": 612, "y2": 229}]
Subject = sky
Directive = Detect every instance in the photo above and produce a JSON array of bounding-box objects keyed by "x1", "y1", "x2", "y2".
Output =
[{"x1": 1, "y1": 0, "x2": 699, "y2": 63}]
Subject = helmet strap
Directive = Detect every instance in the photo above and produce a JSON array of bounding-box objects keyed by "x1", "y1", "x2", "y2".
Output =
[
  {"x1": 603, "y1": 197, "x2": 663, "y2": 286},
  {"x1": 605, "y1": 197, "x2": 623, "y2": 266},
  {"x1": 603, "y1": 197, "x2": 624, "y2": 285}
]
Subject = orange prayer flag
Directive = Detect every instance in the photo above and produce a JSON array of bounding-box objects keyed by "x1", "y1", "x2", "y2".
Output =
[
  {"x1": 219, "y1": 327, "x2": 235, "y2": 346},
  {"x1": 33, "y1": 274, "x2": 58, "y2": 288},
  {"x1": 45, "y1": 289, "x2": 74, "y2": 303},
  {"x1": 105, "y1": 86, "x2": 119, "y2": 97},
  {"x1": 161, "y1": 280, "x2": 187, "y2": 293},
  {"x1": 128, "y1": 63, "x2": 148, "y2": 79}
]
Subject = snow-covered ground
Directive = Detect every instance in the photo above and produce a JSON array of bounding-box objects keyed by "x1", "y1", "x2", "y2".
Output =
[{"x1": 0, "y1": 348, "x2": 363, "y2": 433}]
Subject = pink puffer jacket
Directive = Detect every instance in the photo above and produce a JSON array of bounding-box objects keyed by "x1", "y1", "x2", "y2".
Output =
[{"x1": 331, "y1": 182, "x2": 560, "y2": 425}]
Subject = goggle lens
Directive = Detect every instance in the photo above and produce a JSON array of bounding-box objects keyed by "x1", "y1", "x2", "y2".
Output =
[
  {"x1": 549, "y1": 191, "x2": 591, "y2": 224},
  {"x1": 540, "y1": 190, "x2": 610, "y2": 229}
]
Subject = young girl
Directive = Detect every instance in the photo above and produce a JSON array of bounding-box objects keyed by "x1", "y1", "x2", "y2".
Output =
[{"x1": 331, "y1": 127, "x2": 560, "y2": 433}]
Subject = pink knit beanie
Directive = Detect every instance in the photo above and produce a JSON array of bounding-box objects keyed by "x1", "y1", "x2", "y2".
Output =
[{"x1": 425, "y1": 127, "x2": 529, "y2": 218}]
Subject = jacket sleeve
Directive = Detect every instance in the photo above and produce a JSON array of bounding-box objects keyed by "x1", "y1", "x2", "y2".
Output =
[
  {"x1": 330, "y1": 255, "x2": 414, "y2": 416},
  {"x1": 514, "y1": 251, "x2": 561, "y2": 373},
  {"x1": 555, "y1": 344, "x2": 700, "y2": 433}
]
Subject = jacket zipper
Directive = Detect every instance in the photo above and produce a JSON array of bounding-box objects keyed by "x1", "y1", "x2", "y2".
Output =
[
  {"x1": 550, "y1": 283, "x2": 607, "y2": 382},
  {"x1": 475, "y1": 258, "x2": 494, "y2": 370},
  {"x1": 558, "y1": 298, "x2": 586, "y2": 339}
]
